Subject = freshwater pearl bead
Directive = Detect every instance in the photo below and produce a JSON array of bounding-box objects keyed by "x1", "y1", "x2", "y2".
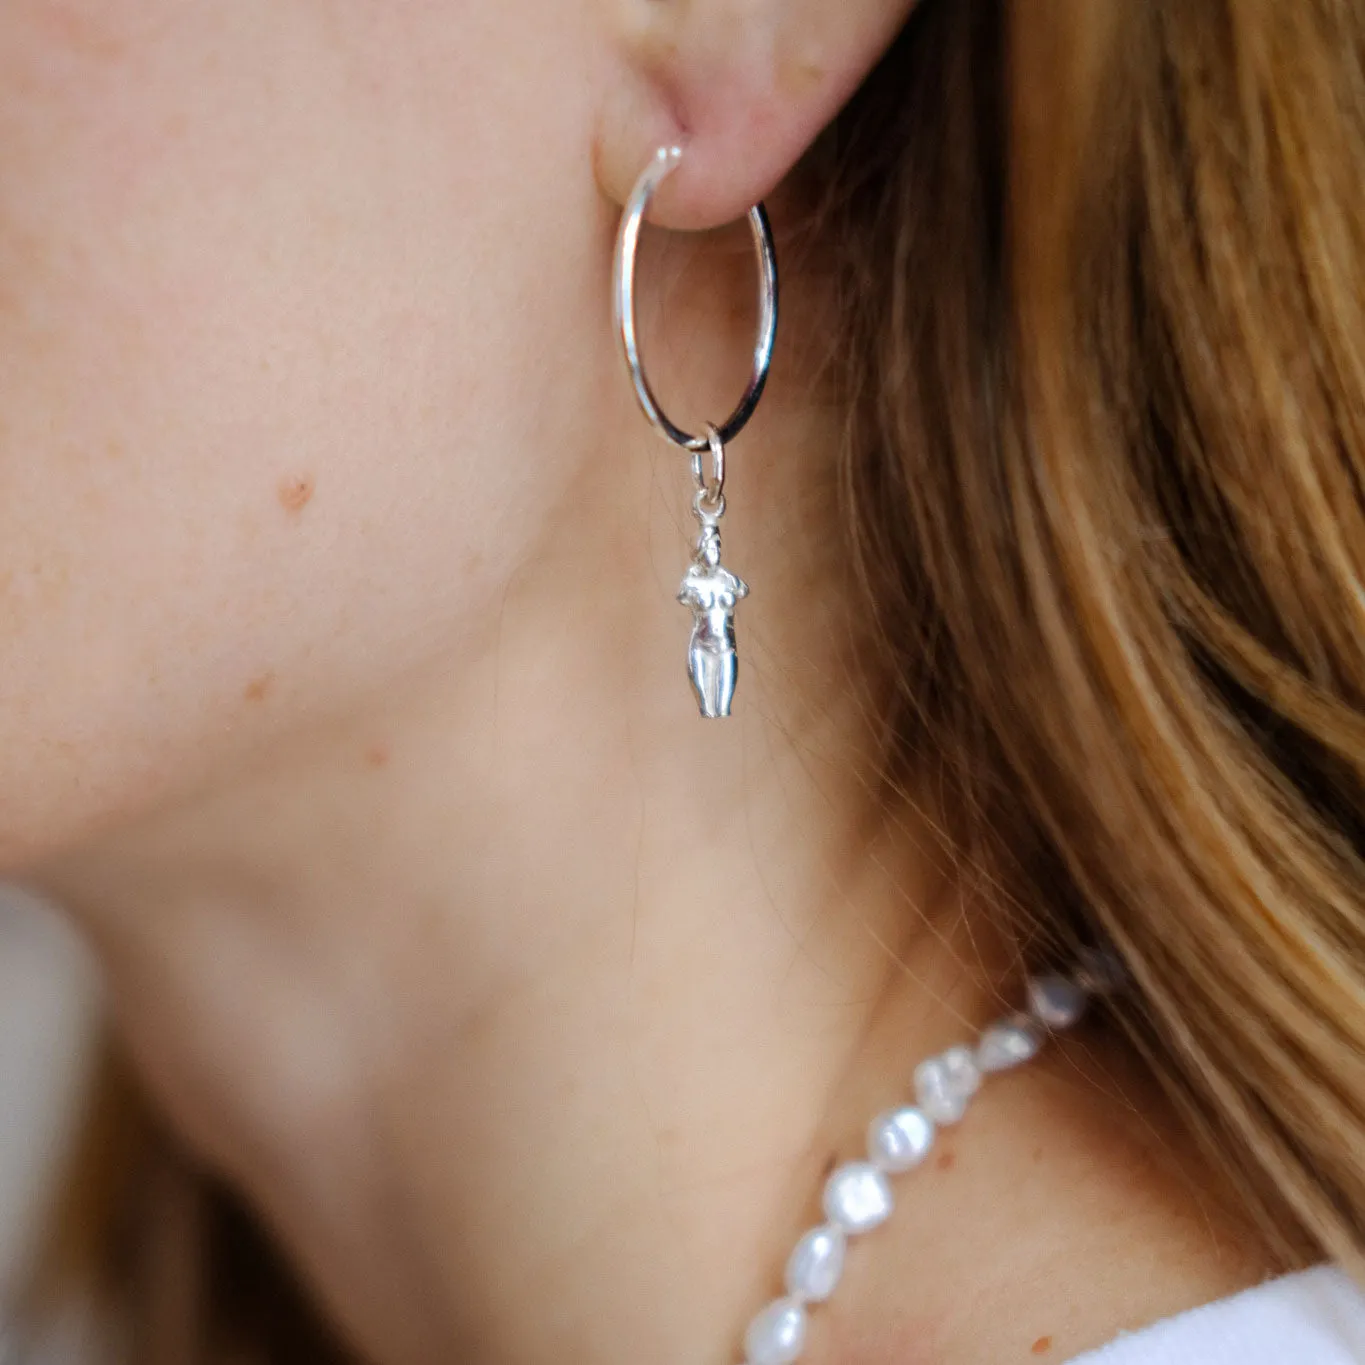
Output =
[
  {"x1": 977, "y1": 1013, "x2": 1044, "y2": 1072},
  {"x1": 940, "y1": 1043, "x2": 982, "y2": 1098},
  {"x1": 744, "y1": 1296, "x2": 807, "y2": 1365},
  {"x1": 914, "y1": 1052, "x2": 971, "y2": 1123},
  {"x1": 867, "y1": 1106, "x2": 935, "y2": 1173},
  {"x1": 784, "y1": 1225, "x2": 846, "y2": 1302},
  {"x1": 823, "y1": 1161, "x2": 894, "y2": 1233},
  {"x1": 1028, "y1": 973, "x2": 1089, "y2": 1030}
]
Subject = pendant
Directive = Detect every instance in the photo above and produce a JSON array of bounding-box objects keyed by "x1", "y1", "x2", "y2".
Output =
[{"x1": 677, "y1": 510, "x2": 749, "y2": 719}]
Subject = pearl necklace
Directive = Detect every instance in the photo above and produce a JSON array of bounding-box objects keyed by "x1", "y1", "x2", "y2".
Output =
[{"x1": 736, "y1": 953, "x2": 1125, "y2": 1365}]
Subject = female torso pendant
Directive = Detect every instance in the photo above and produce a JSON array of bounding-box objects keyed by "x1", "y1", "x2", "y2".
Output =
[{"x1": 678, "y1": 517, "x2": 748, "y2": 719}]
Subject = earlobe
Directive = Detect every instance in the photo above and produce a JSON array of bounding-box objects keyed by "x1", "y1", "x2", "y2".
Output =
[{"x1": 593, "y1": 0, "x2": 919, "y2": 231}]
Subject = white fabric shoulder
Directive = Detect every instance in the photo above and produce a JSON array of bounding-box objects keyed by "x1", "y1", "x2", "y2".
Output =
[{"x1": 1068, "y1": 1265, "x2": 1365, "y2": 1364}]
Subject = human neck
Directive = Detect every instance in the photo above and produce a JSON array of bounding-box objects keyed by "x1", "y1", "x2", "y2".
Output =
[
  {"x1": 33, "y1": 612, "x2": 1268, "y2": 1364},
  {"x1": 32, "y1": 566, "x2": 979, "y2": 1359},
  {"x1": 29, "y1": 265, "x2": 1271, "y2": 1365}
]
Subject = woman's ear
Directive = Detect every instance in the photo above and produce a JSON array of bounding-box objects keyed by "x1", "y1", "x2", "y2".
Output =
[{"x1": 594, "y1": 0, "x2": 919, "y2": 230}]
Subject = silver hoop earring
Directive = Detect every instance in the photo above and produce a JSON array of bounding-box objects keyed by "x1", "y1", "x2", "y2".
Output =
[{"x1": 612, "y1": 146, "x2": 779, "y2": 719}]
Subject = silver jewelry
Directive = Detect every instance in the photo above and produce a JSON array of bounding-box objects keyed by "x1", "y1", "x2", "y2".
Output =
[
  {"x1": 736, "y1": 961, "x2": 1124, "y2": 1365},
  {"x1": 612, "y1": 146, "x2": 779, "y2": 718}
]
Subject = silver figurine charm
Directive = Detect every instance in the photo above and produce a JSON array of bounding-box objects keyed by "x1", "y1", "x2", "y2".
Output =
[
  {"x1": 679, "y1": 521, "x2": 748, "y2": 720},
  {"x1": 678, "y1": 441, "x2": 748, "y2": 718},
  {"x1": 612, "y1": 146, "x2": 778, "y2": 719}
]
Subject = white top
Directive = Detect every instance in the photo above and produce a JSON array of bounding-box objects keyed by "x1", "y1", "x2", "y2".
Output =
[{"x1": 1069, "y1": 1265, "x2": 1365, "y2": 1363}]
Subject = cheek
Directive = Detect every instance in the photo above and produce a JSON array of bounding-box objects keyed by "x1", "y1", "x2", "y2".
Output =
[{"x1": 0, "y1": 2, "x2": 603, "y2": 863}]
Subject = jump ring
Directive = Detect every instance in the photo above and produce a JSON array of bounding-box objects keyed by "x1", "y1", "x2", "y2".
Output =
[
  {"x1": 690, "y1": 424, "x2": 727, "y2": 504},
  {"x1": 613, "y1": 146, "x2": 779, "y2": 453}
]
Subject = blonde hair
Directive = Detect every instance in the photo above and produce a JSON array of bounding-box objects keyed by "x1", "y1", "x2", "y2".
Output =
[{"x1": 822, "y1": 0, "x2": 1365, "y2": 1273}]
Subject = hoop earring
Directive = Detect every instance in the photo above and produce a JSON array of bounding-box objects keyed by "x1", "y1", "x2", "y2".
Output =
[{"x1": 612, "y1": 146, "x2": 779, "y2": 719}]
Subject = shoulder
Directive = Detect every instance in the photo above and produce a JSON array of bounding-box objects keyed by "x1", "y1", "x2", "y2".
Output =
[{"x1": 1067, "y1": 1265, "x2": 1365, "y2": 1364}]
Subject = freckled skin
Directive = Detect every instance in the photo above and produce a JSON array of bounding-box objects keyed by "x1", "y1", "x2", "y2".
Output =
[
  {"x1": 0, "y1": 1, "x2": 603, "y2": 863},
  {"x1": 278, "y1": 476, "x2": 316, "y2": 515}
]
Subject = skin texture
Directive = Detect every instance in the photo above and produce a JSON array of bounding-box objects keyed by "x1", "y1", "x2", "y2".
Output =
[{"x1": 3, "y1": 2, "x2": 1278, "y2": 1363}]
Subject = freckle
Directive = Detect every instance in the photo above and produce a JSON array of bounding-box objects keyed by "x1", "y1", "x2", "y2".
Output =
[
  {"x1": 1032, "y1": 1336, "x2": 1054, "y2": 1355},
  {"x1": 777, "y1": 47, "x2": 825, "y2": 96},
  {"x1": 278, "y1": 475, "x2": 315, "y2": 514},
  {"x1": 1033, "y1": 1146, "x2": 1044, "y2": 1163},
  {"x1": 364, "y1": 744, "x2": 390, "y2": 769},
  {"x1": 935, "y1": 1151, "x2": 956, "y2": 1171},
  {"x1": 244, "y1": 673, "x2": 275, "y2": 703}
]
